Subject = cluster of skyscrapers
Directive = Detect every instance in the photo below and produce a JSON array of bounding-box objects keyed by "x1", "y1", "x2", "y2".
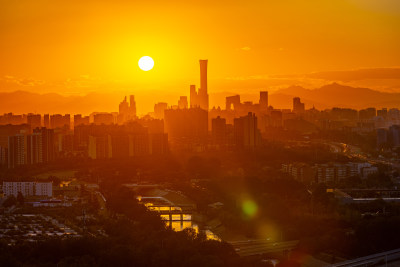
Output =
[{"x1": 2, "y1": 59, "x2": 400, "y2": 168}]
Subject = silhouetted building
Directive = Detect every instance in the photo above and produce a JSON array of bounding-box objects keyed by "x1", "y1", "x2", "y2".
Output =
[
  {"x1": 58, "y1": 133, "x2": 74, "y2": 154},
  {"x1": 389, "y1": 125, "x2": 400, "y2": 147},
  {"x1": 93, "y1": 113, "x2": 114, "y2": 125},
  {"x1": 8, "y1": 134, "x2": 27, "y2": 168},
  {"x1": 377, "y1": 108, "x2": 388, "y2": 119},
  {"x1": 88, "y1": 135, "x2": 111, "y2": 159},
  {"x1": 28, "y1": 128, "x2": 55, "y2": 164},
  {"x1": 118, "y1": 95, "x2": 137, "y2": 123},
  {"x1": 226, "y1": 95, "x2": 240, "y2": 110},
  {"x1": 164, "y1": 108, "x2": 208, "y2": 143},
  {"x1": 130, "y1": 95, "x2": 137, "y2": 118},
  {"x1": 27, "y1": 133, "x2": 42, "y2": 164},
  {"x1": 110, "y1": 134, "x2": 130, "y2": 158},
  {"x1": 270, "y1": 110, "x2": 283, "y2": 128},
  {"x1": 212, "y1": 116, "x2": 227, "y2": 146},
  {"x1": 50, "y1": 114, "x2": 70, "y2": 129},
  {"x1": 82, "y1": 123, "x2": 167, "y2": 159},
  {"x1": 190, "y1": 60, "x2": 209, "y2": 110},
  {"x1": 118, "y1": 96, "x2": 129, "y2": 123},
  {"x1": 27, "y1": 114, "x2": 41, "y2": 130},
  {"x1": 136, "y1": 118, "x2": 164, "y2": 134},
  {"x1": 259, "y1": 91, "x2": 268, "y2": 110},
  {"x1": 43, "y1": 114, "x2": 50, "y2": 128},
  {"x1": 119, "y1": 96, "x2": 129, "y2": 115},
  {"x1": 234, "y1": 112, "x2": 260, "y2": 149},
  {"x1": 74, "y1": 114, "x2": 90, "y2": 127},
  {"x1": 331, "y1": 108, "x2": 358, "y2": 121},
  {"x1": 178, "y1": 96, "x2": 188, "y2": 109},
  {"x1": 359, "y1": 108, "x2": 376, "y2": 121},
  {"x1": 154, "y1": 102, "x2": 168, "y2": 119},
  {"x1": 0, "y1": 113, "x2": 25, "y2": 125},
  {"x1": 293, "y1": 97, "x2": 305, "y2": 113},
  {"x1": 0, "y1": 124, "x2": 30, "y2": 149}
]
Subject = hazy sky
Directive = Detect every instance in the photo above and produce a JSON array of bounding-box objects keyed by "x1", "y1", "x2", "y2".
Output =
[{"x1": 0, "y1": 0, "x2": 399, "y2": 113}]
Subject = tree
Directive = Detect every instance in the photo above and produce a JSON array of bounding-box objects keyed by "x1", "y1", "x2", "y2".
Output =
[
  {"x1": 3, "y1": 195, "x2": 17, "y2": 208},
  {"x1": 16, "y1": 192, "x2": 24, "y2": 206}
]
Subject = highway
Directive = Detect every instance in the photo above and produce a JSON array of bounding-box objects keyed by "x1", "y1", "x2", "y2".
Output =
[
  {"x1": 229, "y1": 239, "x2": 299, "y2": 257},
  {"x1": 329, "y1": 248, "x2": 400, "y2": 267}
]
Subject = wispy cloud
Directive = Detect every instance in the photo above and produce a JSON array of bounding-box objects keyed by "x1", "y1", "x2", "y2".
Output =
[{"x1": 1, "y1": 76, "x2": 45, "y2": 87}]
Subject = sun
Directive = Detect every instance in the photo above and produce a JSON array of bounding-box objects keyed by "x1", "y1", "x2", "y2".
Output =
[{"x1": 138, "y1": 56, "x2": 154, "y2": 71}]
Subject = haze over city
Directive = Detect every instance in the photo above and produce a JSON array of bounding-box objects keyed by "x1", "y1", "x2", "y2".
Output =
[
  {"x1": 1, "y1": 1, "x2": 400, "y2": 266},
  {"x1": 1, "y1": 0, "x2": 400, "y2": 114}
]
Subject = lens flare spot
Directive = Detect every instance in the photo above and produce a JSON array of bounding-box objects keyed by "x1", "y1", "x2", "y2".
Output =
[{"x1": 242, "y1": 200, "x2": 258, "y2": 217}]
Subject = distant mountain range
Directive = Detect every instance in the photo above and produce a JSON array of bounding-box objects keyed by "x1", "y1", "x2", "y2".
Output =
[
  {"x1": 270, "y1": 83, "x2": 400, "y2": 109},
  {"x1": 1, "y1": 83, "x2": 400, "y2": 115},
  {"x1": 0, "y1": 90, "x2": 122, "y2": 115}
]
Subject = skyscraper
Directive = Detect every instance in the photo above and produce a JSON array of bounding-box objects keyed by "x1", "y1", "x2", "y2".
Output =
[
  {"x1": 234, "y1": 112, "x2": 260, "y2": 150},
  {"x1": 130, "y1": 95, "x2": 137, "y2": 118},
  {"x1": 8, "y1": 134, "x2": 27, "y2": 168},
  {"x1": 33, "y1": 127, "x2": 55, "y2": 163},
  {"x1": 259, "y1": 91, "x2": 268, "y2": 110},
  {"x1": 212, "y1": 116, "x2": 227, "y2": 146},
  {"x1": 118, "y1": 95, "x2": 137, "y2": 123},
  {"x1": 178, "y1": 96, "x2": 188, "y2": 109},
  {"x1": 119, "y1": 96, "x2": 129, "y2": 115},
  {"x1": 154, "y1": 102, "x2": 168, "y2": 119},
  {"x1": 189, "y1": 60, "x2": 209, "y2": 111},
  {"x1": 74, "y1": 114, "x2": 90, "y2": 127},
  {"x1": 43, "y1": 114, "x2": 50, "y2": 128},
  {"x1": 27, "y1": 133, "x2": 43, "y2": 164},
  {"x1": 190, "y1": 85, "x2": 198, "y2": 108},
  {"x1": 27, "y1": 114, "x2": 41, "y2": 130},
  {"x1": 293, "y1": 97, "x2": 305, "y2": 113},
  {"x1": 50, "y1": 114, "x2": 71, "y2": 129}
]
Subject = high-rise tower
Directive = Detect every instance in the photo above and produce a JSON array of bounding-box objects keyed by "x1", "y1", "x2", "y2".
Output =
[
  {"x1": 199, "y1": 60, "x2": 209, "y2": 110},
  {"x1": 259, "y1": 91, "x2": 268, "y2": 110},
  {"x1": 189, "y1": 60, "x2": 209, "y2": 110}
]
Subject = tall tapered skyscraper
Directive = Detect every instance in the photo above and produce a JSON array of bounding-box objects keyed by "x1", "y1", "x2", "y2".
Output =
[
  {"x1": 190, "y1": 60, "x2": 209, "y2": 110},
  {"x1": 199, "y1": 60, "x2": 209, "y2": 110}
]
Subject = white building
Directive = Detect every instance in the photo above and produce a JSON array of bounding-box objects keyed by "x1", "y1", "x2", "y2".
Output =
[
  {"x1": 3, "y1": 181, "x2": 52, "y2": 198},
  {"x1": 34, "y1": 182, "x2": 53, "y2": 197}
]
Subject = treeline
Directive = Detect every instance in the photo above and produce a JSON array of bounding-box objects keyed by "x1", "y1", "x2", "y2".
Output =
[{"x1": 0, "y1": 186, "x2": 244, "y2": 266}]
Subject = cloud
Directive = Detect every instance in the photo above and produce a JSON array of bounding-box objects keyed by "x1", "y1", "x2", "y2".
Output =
[
  {"x1": 306, "y1": 68, "x2": 400, "y2": 81},
  {"x1": 1, "y1": 76, "x2": 45, "y2": 87},
  {"x1": 240, "y1": 46, "x2": 251, "y2": 51}
]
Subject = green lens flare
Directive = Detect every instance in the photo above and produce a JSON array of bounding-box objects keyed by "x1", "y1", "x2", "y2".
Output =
[{"x1": 242, "y1": 200, "x2": 258, "y2": 217}]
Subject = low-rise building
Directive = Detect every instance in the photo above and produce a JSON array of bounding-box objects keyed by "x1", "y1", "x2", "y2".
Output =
[{"x1": 3, "y1": 181, "x2": 52, "y2": 198}]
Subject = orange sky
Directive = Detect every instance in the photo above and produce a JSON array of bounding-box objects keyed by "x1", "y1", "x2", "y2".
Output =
[{"x1": 0, "y1": 0, "x2": 399, "y2": 114}]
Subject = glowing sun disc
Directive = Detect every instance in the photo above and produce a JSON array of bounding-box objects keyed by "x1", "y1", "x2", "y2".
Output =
[{"x1": 138, "y1": 56, "x2": 154, "y2": 71}]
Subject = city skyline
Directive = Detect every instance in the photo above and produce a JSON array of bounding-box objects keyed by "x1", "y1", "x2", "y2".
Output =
[
  {"x1": 0, "y1": 0, "x2": 400, "y2": 115},
  {"x1": 1, "y1": 1, "x2": 400, "y2": 266}
]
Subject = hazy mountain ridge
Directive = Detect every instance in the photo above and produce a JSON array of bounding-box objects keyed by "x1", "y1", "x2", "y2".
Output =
[
  {"x1": 273, "y1": 83, "x2": 400, "y2": 109},
  {"x1": 0, "y1": 90, "x2": 121, "y2": 115},
  {"x1": 2, "y1": 83, "x2": 400, "y2": 115}
]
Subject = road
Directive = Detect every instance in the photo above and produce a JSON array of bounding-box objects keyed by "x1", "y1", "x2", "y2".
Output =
[
  {"x1": 329, "y1": 247, "x2": 400, "y2": 267},
  {"x1": 229, "y1": 239, "x2": 299, "y2": 257}
]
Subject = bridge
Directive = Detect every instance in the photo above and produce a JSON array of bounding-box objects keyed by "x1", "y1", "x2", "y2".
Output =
[
  {"x1": 229, "y1": 239, "x2": 299, "y2": 257},
  {"x1": 329, "y1": 248, "x2": 400, "y2": 267}
]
